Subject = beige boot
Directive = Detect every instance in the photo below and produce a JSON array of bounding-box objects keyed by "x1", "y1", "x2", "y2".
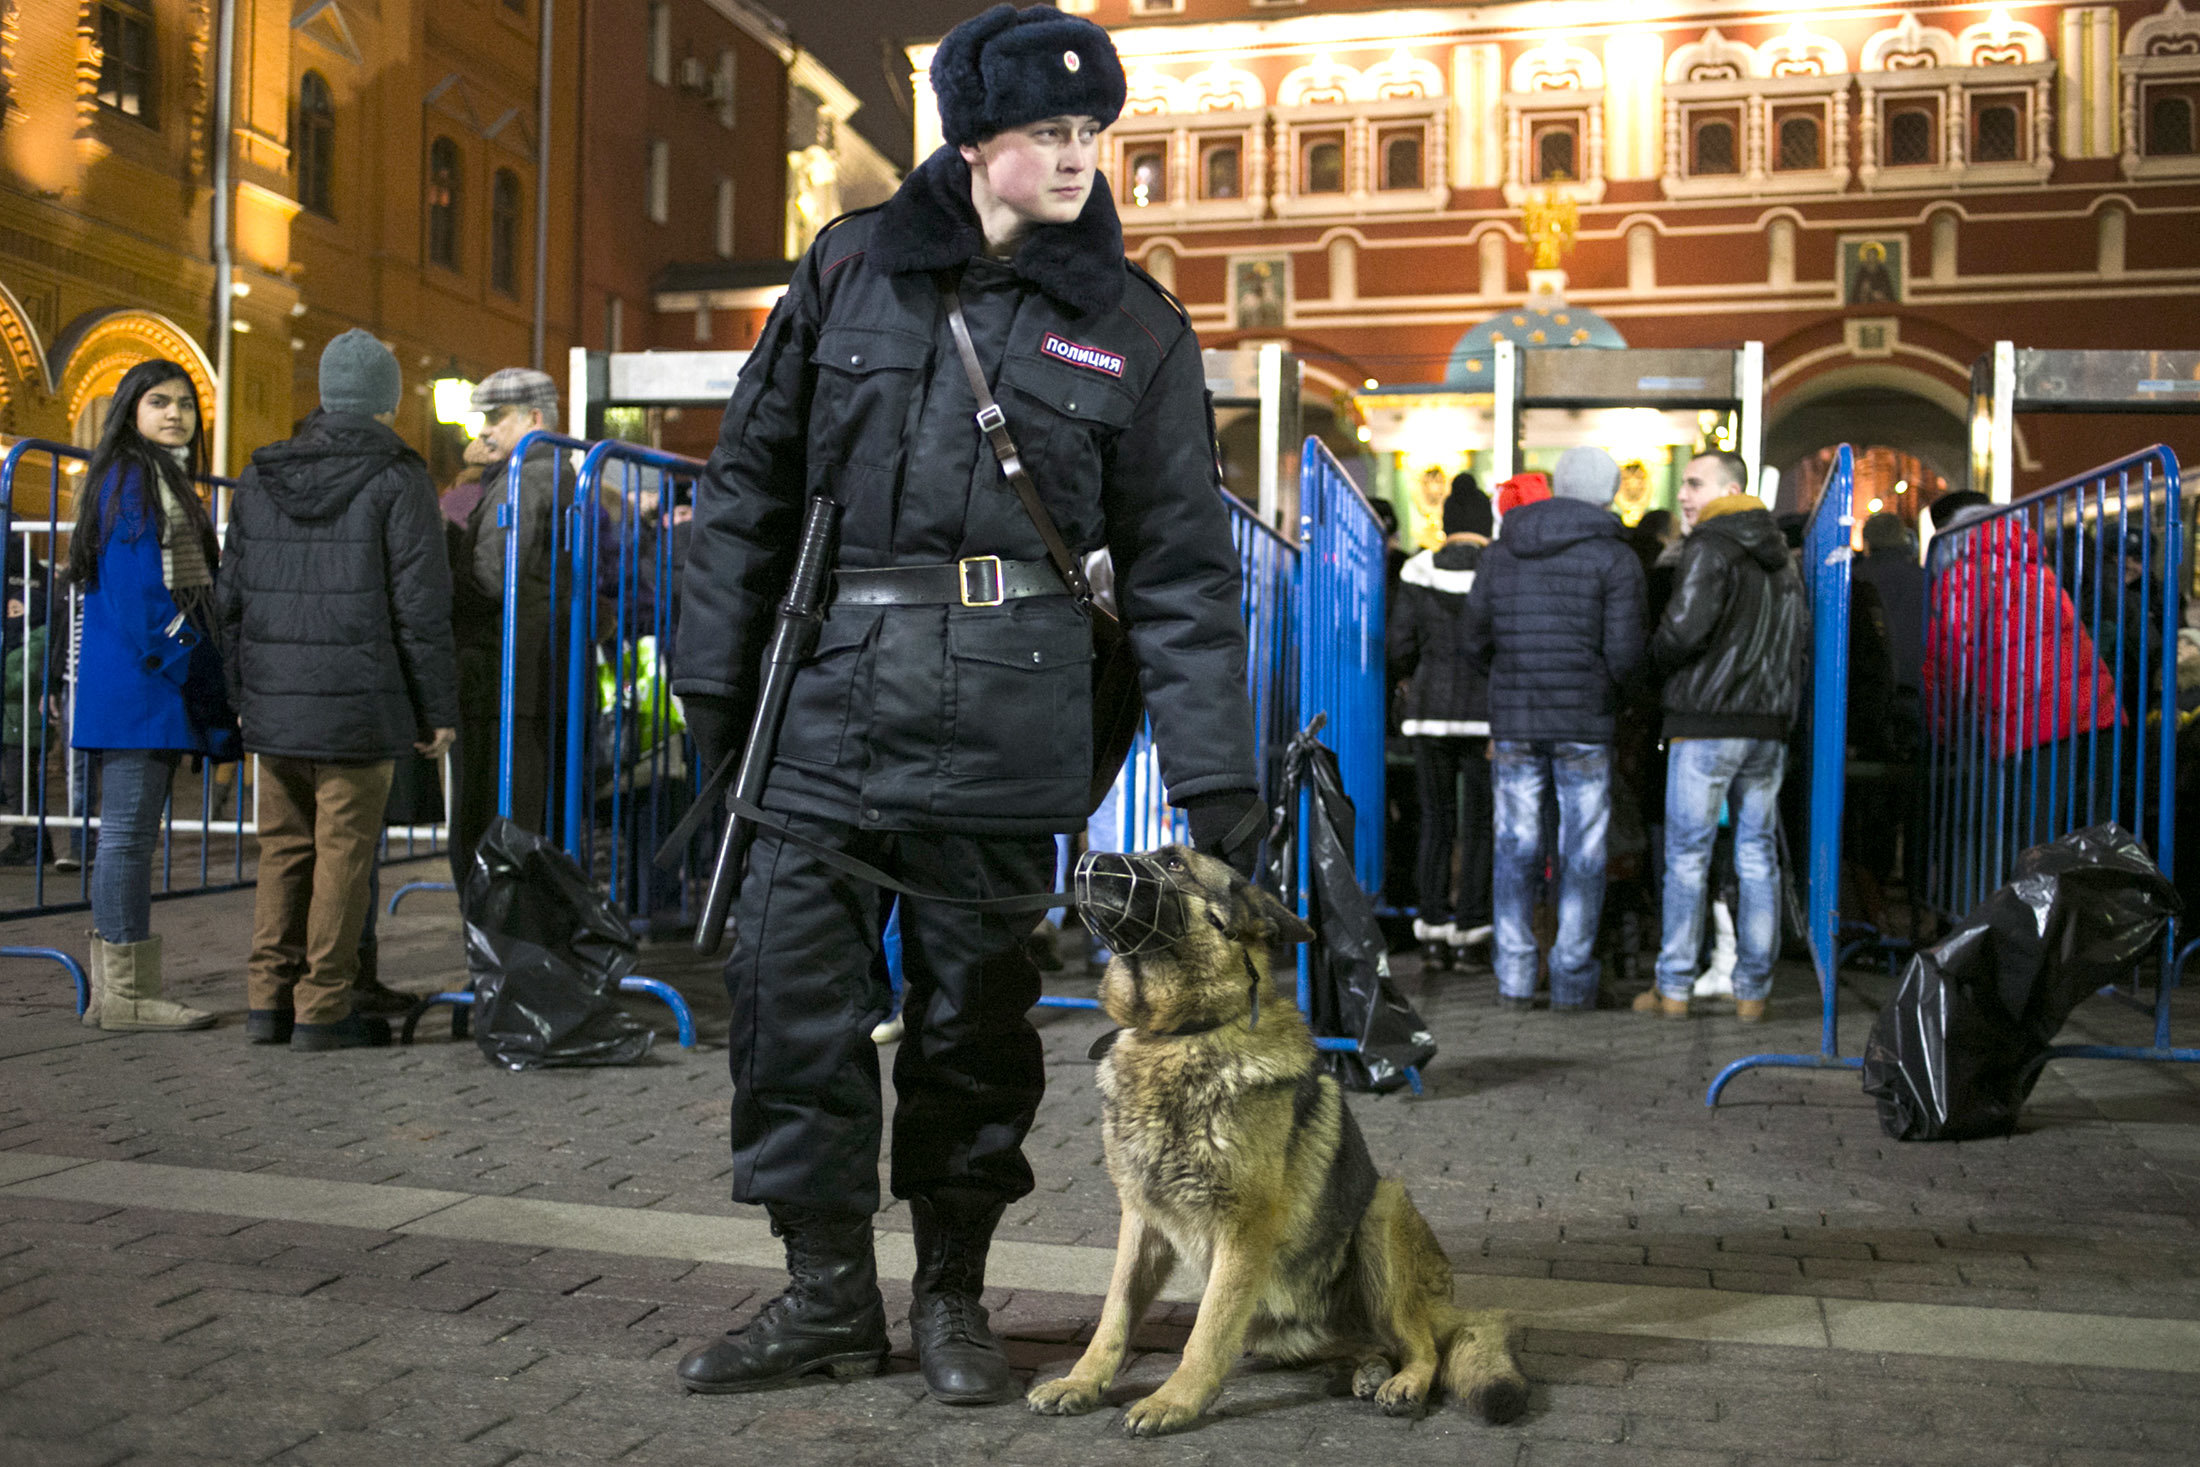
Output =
[
  {"x1": 96, "y1": 935, "x2": 216, "y2": 1032},
  {"x1": 81, "y1": 932, "x2": 105, "y2": 1027}
]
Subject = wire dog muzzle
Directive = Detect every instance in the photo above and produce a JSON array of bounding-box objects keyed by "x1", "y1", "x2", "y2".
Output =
[{"x1": 1074, "y1": 850, "x2": 1188, "y2": 959}]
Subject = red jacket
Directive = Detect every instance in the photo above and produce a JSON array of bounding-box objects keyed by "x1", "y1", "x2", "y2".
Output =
[{"x1": 1924, "y1": 516, "x2": 2120, "y2": 759}]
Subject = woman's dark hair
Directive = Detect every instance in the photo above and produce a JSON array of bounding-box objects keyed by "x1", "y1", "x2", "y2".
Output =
[{"x1": 67, "y1": 360, "x2": 215, "y2": 590}]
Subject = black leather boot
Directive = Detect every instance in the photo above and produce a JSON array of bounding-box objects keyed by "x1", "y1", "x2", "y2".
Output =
[
  {"x1": 676, "y1": 1205, "x2": 889, "y2": 1394},
  {"x1": 350, "y1": 938, "x2": 415, "y2": 1018},
  {"x1": 908, "y1": 1188, "x2": 1015, "y2": 1405}
]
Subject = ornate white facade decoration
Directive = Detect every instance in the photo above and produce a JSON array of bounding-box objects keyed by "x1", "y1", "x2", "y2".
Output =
[
  {"x1": 1181, "y1": 61, "x2": 1265, "y2": 112},
  {"x1": 1123, "y1": 65, "x2": 1179, "y2": 117},
  {"x1": 1861, "y1": 15, "x2": 1960, "y2": 72},
  {"x1": 1509, "y1": 42, "x2": 1602, "y2": 94},
  {"x1": 2121, "y1": 0, "x2": 2200, "y2": 180},
  {"x1": 1362, "y1": 47, "x2": 1445, "y2": 100},
  {"x1": 1274, "y1": 50, "x2": 1447, "y2": 220},
  {"x1": 1277, "y1": 56, "x2": 1362, "y2": 107},
  {"x1": 1857, "y1": 10, "x2": 2053, "y2": 191},
  {"x1": 1661, "y1": 28, "x2": 1847, "y2": 200}
]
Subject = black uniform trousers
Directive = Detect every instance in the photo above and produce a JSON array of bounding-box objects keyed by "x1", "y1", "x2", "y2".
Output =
[
  {"x1": 449, "y1": 642, "x2": 549, "y2": 888},
  {"x1": 1413, "y1": 735, "x2": 1493, "y2": 930},
  {"x1": 722, "y1": 811, "x2": 1052, "y2": 1217}
]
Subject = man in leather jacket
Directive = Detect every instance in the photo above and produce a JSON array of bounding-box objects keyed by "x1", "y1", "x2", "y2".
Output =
[
  {"x1": 1637, "y1": 451, "x2": 1807, "y2": 1022},
  {"x1": 669, "y1": 4, "x2": 1261, "y2": 1407}
]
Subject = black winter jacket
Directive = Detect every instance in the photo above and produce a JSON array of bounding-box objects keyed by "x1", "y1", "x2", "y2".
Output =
[
  {"x1": 1387, "y1": 540, "x2": 1489, "y2": 735},
  {"x1": 1463, "y1": 497, "x2": 1645, "y2": 744},
  {"x1": 216, "y1": 411, "x2": 459, "y2": 761},
  {"x1": 672, "y1": 147, "x2": 1256, "y2": 834},
  {"x1": 1650, "y1": 502, "x2": 1809, "y2": 740}
]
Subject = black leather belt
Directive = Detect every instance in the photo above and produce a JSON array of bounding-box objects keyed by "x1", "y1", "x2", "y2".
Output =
[{"x1": 831, "y1": 556, "x2": 1068, "y2": 608}]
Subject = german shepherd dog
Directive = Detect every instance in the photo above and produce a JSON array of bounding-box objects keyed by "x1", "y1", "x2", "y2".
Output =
[{"x1": 1027, "y1": 845, "x2": 1528, "y2": 1437}]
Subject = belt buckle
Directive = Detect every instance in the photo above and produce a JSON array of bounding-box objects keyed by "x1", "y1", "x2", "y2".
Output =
[{"x1": 959, "y1": 555, "x2": 1005, "y2": 608}]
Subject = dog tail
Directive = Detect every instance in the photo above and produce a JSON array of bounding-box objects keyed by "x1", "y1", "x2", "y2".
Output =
[{"x1": 1436, "y1": 1306, "x2": 1528, "y2": 1424}]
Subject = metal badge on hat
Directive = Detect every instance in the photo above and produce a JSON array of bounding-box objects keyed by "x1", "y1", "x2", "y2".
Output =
[{"x1": 1063, "y1": 50, "x2": 1080, "y2": 72}]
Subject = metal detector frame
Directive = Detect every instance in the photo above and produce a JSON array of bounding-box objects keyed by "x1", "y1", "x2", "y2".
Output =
[
  {"x1": 1493, "y1": 339, "x2": 1765, "y2": 503},
  {"x1": 1970, "y1": 344, "x2": 2200, "y2": 503}
]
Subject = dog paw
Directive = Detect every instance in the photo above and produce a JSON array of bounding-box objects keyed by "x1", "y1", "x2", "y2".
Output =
[
  {"x1": 1027, "y1": 1377, "x2": 1104, "y2": 1416},
  {"x1": 1373, "y1": 1374, "x2": 1428, "y2": 1417},
  {"x1": 1350, "y1": 1358, "x2": 1391, "y2": 1400},
  {"x1": 1121, "y1": 1390, "x2": 1204, "y2": 1437}
]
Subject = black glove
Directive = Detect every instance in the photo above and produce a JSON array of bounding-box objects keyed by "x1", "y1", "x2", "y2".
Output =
[
  {"x1": 1184, "y1": 789, "x2": 1266, "y2": 879},
  {"x1": 680, "y1": 693, "x2": 749, "y2": 780}
]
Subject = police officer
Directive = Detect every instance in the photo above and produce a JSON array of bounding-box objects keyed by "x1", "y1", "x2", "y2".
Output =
[{"x1": 671, "y1": 4, "x2": 1263, "y2": 1406}]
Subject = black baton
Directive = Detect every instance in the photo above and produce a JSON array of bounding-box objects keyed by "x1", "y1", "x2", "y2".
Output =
[{"x1": 693, "y1": 494, "x2": 841, "y2": 955}]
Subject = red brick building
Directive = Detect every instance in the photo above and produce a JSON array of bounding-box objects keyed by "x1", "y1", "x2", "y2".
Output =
[{"x1": 910, "y1": 1, "x2": 2200, "y2": 540}]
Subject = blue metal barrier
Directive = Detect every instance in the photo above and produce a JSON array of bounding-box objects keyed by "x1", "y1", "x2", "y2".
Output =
[
  {"x1": 1923, "y1": 446, "x2": 2190, "y2": 1066},
  {"x1": 1, "y1": 439, "x2": 445, "y2": 925},
  {"x1": 1708, "y1": 446, "x2": 1863, "y2": 1104},
  {"x1": 1296, "y1": 438, "x2": 1386, "y2": 894},
  {"x1": 397, "y1": 976, "x2": 696, "y2": 1049}
]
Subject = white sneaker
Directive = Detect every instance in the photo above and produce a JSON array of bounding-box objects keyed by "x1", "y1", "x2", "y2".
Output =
[
  {"x1": 870, "y1": 1014, "x2": 905, "y2": 1045},
  {"x1": 1453, "y1": 924, "x2": 1493, "y2": 948},
  {"x1": 1692, "y1": 901, "x2": 1738, "y2": 999},
  {"x1": 1413, "y1": 918, "x2": 1447, "y2": 944}
]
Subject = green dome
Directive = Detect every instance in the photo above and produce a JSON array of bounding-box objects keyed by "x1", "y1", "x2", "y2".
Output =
[{"x1": 1444, "y1": 296, "x2": 1627, "y2": 392}]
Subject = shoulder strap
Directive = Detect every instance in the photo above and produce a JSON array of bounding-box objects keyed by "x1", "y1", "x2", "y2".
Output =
[{"x1": 937, "y1": 272, "x2": 1094, "y2": 605}]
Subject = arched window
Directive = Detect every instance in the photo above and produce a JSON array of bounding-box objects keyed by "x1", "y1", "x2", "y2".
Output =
[
  {"x1": 2148, "y1": 95, "x2": 2194, "y2": 156},
  {"x1": 296, "y1": 72, "x2": 336, "y2": 219},
  {"x1": 1886, "y1": 107, "x2": 1935, "y2": 166},
  {"x1": 1126, "y1": 147, "x2": 1166, "y2": 206},
  {"x1": 1381, "y1": 131, "x2": 1422, "y2": 190},
  {"x1": 1303, "y1": 139, "x2": 1344, "y2": 193},
  {"x1": 1691, "y1": 119, "x2": 1737, "y2": 175},
  {"x1": 490, "y1": 169, "x2": 521, "y2": 295},
  {"x1": 1202, "y1": 142, "x2": 1240, "y2": 200},
  {"x1": 1776, "y1": 115, "x2": 1822, "y2": 171},
  {"x1": 1971, "y1": 102, "x2": 2020, "y2": 163},
  {"x1": 427, "y1": 136, "x2": 461, "y2": 269},
  {"x1": 1533, "y1": 123, "x2": 1576, "y2": 181}
]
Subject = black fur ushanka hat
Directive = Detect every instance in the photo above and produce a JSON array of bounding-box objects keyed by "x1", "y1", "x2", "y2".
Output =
[{"x1": 931, "y1": 4, "x2": 1127, "y2": 148}]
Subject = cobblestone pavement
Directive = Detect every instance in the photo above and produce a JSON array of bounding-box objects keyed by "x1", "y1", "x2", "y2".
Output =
[{"x1": 1, "y1": 856, "x2": 2196, "y2": 1466}]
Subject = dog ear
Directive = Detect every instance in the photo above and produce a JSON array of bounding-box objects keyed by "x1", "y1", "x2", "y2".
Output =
[{"x1": 1230, "y1": 875, "x2": 1316, "y2": 946}]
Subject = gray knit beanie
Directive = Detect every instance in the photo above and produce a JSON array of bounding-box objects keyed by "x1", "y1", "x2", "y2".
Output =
[
  {"x1": 1551, "y1": 445, "x2": 1621, "y2": 506},
  {"x1": 319, "y1": 329, "x2": 402, "y2": 417}
]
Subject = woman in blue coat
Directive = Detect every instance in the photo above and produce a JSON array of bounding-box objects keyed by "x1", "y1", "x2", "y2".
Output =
[{"x1": 66, "y1": 359, "x2": 233, "y2": 1031}]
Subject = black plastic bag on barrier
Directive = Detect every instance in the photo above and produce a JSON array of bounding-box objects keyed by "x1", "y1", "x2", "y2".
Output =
[
  {"x1": 462, "y1": 818, "x2": 655, "y2": 1070},
  {"x1": 1860, "y1": 823, "x2": 2180, "y2": 1141},
  {"x1": 1277, "y1": 724, "x2": 1436, "y2": 1093}
]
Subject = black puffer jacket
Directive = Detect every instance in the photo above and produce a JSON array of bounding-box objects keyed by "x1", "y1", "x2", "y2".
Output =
[
  {"x1": 673, "y1": 147, "x2": 1255, "y2": 834},
  {"x1": 1463, "y1": 497, "x2": 1646, "y2": 744},
  {"x1": 216, "y1": 411, "x2": 459, "y2": 761},
  {"x1": 1387, "y1": 540, "x2": 1488, "y2": 735},
  {"x1": 1650, "y1": 499, "x2": 1808, "y2": 740}
]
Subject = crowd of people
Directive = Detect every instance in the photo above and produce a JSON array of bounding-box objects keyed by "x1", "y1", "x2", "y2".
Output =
[
  {"x1": 1387, "y1": 445, "x2": 1819, "y2": 1019},
  {"x1": 41, "y1": 337, "x2": 568, "y2": 1049}
]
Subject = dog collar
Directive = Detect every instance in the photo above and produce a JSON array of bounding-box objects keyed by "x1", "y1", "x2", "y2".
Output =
[{"x1": 1085, "y1": 953, "x2": 1266, "y2": 1060}]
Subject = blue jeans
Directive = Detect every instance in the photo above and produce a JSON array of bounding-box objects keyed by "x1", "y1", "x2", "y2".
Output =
[
  {"x1": 1658, "y1": 738, "x2": 1785, "y2": 1002},
  {"x1": 1492, "y1": 741, "x2": 1611, "y2": 1006},
  {"x1": 90, "y1": 749, "x2": 179, "y2": 944}
]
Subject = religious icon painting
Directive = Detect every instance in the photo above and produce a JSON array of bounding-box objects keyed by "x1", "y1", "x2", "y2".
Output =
[
  {"x1": 1231, "y1": 256, "x2": 1289, "y2": 331},
  {"x1": 1840, "y1": 236, "x2": 1905, "y2": 306}
]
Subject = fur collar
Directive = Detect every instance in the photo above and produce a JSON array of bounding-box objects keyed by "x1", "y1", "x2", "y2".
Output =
[
  {"x1": 1401, "y1": 546, "x2": 1479, "y2": 595},
  {"x1": 869, "y1": 146, "x2": 1128, "y2": 319}
]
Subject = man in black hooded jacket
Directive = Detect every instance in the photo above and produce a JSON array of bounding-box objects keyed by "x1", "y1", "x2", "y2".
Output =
[
  {"x1": 1636, "y1": 451, "x2": 1807, "y2": 1023},
  {"x1": 669, "y1": 4, "x2": 1261, "y2": 1407},
  {"x1": 217, "y1": 330, "x2": 458, "y2": 1051}
]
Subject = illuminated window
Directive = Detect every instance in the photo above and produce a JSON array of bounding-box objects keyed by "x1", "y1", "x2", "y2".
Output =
[
  {"x1": 1532, "y1": 121, "x2": 1577, "y2": 181},
  {"x1": 426, "y1": 136, "x2": 461, "y2": 269},
  {"x1": 1775, "y1": 114, "x2": 1823, "y2": 171},
  {"x1": 1125, "y1": 146, "x2": 1166, "y2": 206},
  {"x1": 1380, "y1": 129, "x2": 1423, "y2": 190},
  {"x1": 716, "y1": 177, "x2": 735, "y2": 256},
  {"x1": 1886, "y1": 105, "x2": 1936, "y2": 166},
  {"x1": 1691, "y1": 118, "x2": 1737, "y2": 175},
  {"x1": 2151, "y1": 94, "x2": 2196, "y2": 156},
  {"x1": 1970, "y1": 96, "x2": 2023, "y2": 163},
  {"x1": 647, "y1": 138, "x2": 670, "y2": 223},
  {"x1": 1303, "y1": 137, "x2": 1345, "y2": 193},
  {"x1": 1202, "y1": 142, "x2": 1240, "y2": 200},
  {"x1": 648, "y1": 3, "x2": 671, "y2": 86},
  {"x1": 96, "y1": 1, "x2": 154, "y2": 123},
  {"x1": 490, "y1": 170, "x2": 521, "y2": 295},
  {"x1": 296, "y1": 72, "x2": 336, "y2": 219}
]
